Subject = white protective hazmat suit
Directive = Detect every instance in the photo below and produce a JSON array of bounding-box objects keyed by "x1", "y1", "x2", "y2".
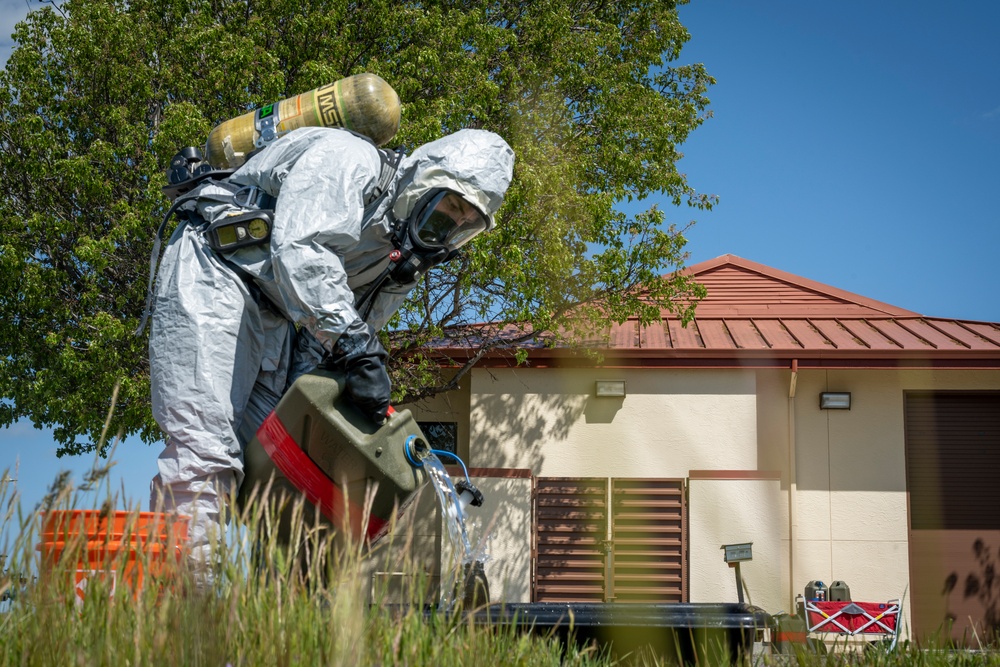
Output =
[{"x1": 148, "y1": 127, "x2": 515, "y2": 570}]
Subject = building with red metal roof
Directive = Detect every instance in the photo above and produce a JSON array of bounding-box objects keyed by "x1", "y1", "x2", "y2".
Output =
[
  {"x1": 395, "y1": 254, "x2": 1000, "y2": 645},
  {"x1": 461, "y1": 253, "x2": 1000, "y2": 369}
]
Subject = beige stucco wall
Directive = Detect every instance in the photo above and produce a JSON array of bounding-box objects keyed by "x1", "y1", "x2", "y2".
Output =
[
  {"x1": 465, "y1": 366, "x2": 764, "y2": 604},
  {"x1": 689, "y1": 477, "x2": 786, "y2": 613},
  {"x1": 363, "y1": 473, "x2": 532, "y2": 605},
  {"x1": 364, "y1": 482, "x2": 442, "y2": 604},
  {"x1": 363, "y1": 485, "x2": 441, "y2": 604},
  {"x1": 440, "y1": 475, "x2": 533, "y2": 603},
  {"x1": 790, "y1": 370, "x2": 909, "y2": 604},
  {"x1": 406, "y1": 375, "x2": 530, "y2": 603},
  {"x1": 405, "y1": 370, "x2": 473, "y2": 461},
  {"x1": 375, "y1": 373, "x2": 534, "y2": 604},
  {"x1": 404, "y1": 362, "x2": 1000, "y2": 629},
  {"x1": 762, "y1": 368, "x2": 1000, "y2": 639},
  {"x1": 468, "y1": 367, "x2": 757, "y2": 477}
]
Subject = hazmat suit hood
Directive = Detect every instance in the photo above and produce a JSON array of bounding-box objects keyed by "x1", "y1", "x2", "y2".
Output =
[{"x1": 392, "y1": 129, "x2": 515, "y2": 229}]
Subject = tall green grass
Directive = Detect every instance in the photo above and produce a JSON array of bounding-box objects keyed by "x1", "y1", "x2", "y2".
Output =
[
  {"x1": 2, "y1": 464, "x2": 999, "y2": 666},
  {"x1": 0, "y1": 466, "x2": 609, "y2": 667}
]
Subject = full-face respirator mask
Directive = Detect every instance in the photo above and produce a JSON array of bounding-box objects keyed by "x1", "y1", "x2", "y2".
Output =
[
  {"x1": 387, "y1": 188, "x2": 490, "y2": 284},
  {"x1": 353, "y1": 188, "x2": 491, "y2": 321}
]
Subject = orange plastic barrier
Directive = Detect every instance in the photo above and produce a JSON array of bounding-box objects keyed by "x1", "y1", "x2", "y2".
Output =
[{"x1": 38, "y1": 510, "x2": 189, "y2": 603}]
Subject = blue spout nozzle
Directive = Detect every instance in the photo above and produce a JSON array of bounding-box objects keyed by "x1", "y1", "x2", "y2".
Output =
[{"x1": 403, "y1": 437, "x2": 472, "y2": 481}]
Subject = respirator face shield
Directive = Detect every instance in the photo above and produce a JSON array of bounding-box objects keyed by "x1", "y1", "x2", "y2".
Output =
[
  {"x1": 409, "y1": 190, "x2": 489, "y2": 253},
  {"x1": 379, "y1": 189, "x2": 490, "y2": 289}
]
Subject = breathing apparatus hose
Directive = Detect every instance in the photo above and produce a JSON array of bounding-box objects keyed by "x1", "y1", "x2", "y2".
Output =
[
  {"x1": 353, "y1": 264, "x2": 393, "y2": 322},
  {"x1": 135, "y1": 197, "x2": 191, "y2": 336}
]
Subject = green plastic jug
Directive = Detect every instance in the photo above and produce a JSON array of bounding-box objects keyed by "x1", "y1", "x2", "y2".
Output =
[{"x1": 238, "y1": 369, "x2": 429, "y2": 547}]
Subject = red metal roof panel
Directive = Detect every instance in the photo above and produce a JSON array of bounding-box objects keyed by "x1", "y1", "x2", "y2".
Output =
[
  {"x1": 695, "y1": 319, "x2": 737, "y2": 349},
  {"x1": 608, "y1": 321, "x2": 636, "y2": 349},
  {"x1": 668, "y1": 319, "x2": 703, "y2": 349},
  {"x1": 753, "y1": 319, "x2": 804, "y2": 349},
  {"x1": 760, "y1": 303, "x2": 884, "y2": 316},
  {"x1": 838, "y1": 319, "x2": 901, "y2": 351},
  {"x1": 866, "y1": 320, "x2": 934, "y2": 350},
  {"x1": 726, "y1": 319, "x2": 769, "y2": 349},
  {"x1": 962, "y1": 322, "x2": 1000, "y2": 346},
  {"x1": 810, "y1": 320, "x2": 870, "y2": 350},
  {"x1": 697, "y1": 266, "x2": 838, "y2": 307},
  {"x1": 897, "y1": 319, "x2": 967, "y2": 350},
  {"x1": 680, "y1": 255, "x2": 920, "y2": 318},
  {"x1": 435, "y1": 256, "x2": 1000, "y2": 367},
  {"x1": 638, "y1": 322, "x2": 670, "y2": 349},
  {"x1": 783, "y1": 319, "x2": 836, "y2": 349},
  {"x1": 927, "y1": 320, "x2": 998, "y2": 350}
]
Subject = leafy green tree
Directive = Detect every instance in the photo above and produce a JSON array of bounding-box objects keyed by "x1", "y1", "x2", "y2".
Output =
[{"x1": 0, "y1": 0, "x2": 714, "y2": 455}]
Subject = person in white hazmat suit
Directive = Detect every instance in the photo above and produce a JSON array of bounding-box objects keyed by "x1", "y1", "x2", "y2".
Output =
[{"x1": 148, "y1": 127, "x2": 515, "y2": 574}]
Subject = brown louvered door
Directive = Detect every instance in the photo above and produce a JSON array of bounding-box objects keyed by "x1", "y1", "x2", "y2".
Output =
[
  {"x1": 533, "y1": 477, "x2": 687, "y2": 603},
  {"x1": 611, "y1": 478, "x2": 687, "y2": 602},
  {"x1": 533, "y1": 477, "x2": 608, "y2": 602}
]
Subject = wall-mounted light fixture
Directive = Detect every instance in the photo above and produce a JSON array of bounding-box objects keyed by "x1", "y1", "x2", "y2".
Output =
[
  {"x1": 594, "y1": 380, "x2": 626, "y2": 398},
  {"x1": 819, "y1": 392, "x2": 851, "y2": 410}
]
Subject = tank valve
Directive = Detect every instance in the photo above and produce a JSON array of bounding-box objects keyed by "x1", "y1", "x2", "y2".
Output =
[
  {"x1": 456, "y1": 479, "x2": 484, "y2": 513},
  {"x1": 403, "y1": 435, "x2": 430, "y2": 467}
]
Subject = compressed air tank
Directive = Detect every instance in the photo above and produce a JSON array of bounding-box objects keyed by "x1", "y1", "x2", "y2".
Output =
[
  {"x1": 238, "y1": 369, "x2": 428, "y2": 548},
  {"x1": 205, "y1": 73, "x2": 402, "y2": 169}
]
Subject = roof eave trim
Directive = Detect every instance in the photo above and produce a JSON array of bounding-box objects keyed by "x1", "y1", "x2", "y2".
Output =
[{"x1": 425, "y1": 347, "x2": 1000, "y2": 370}]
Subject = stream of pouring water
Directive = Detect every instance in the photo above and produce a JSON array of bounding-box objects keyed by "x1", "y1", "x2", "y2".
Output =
[{"x1": 421, "y1": 453, "x2": 486, "y2": 609}]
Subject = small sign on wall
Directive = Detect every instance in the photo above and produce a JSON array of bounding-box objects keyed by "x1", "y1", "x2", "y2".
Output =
[{"x1": 722, "y1": 542, "x2": 753, "y2": 563}]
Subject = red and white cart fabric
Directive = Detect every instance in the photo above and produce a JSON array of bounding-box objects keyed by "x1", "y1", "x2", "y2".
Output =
[{"x1": 802, "y1": 599, "x2": 901, "y2": 650}]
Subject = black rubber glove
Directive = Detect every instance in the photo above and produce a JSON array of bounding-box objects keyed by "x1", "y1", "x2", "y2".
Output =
[{"x1": 330, "y1": 320, "x2": 391, "y2": 424}]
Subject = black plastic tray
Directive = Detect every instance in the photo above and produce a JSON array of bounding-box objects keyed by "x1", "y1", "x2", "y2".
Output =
[{"x1": 428, "y1": 602, "x2": 772, "y2": 663}]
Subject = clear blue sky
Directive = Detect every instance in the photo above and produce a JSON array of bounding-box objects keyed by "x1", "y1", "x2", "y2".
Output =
[
  {"x1": 672, "y1": 0, "x2": 1000, "y2": 324},
  {"x1": 2, "y1": 1, "x2": 999, "y2": 520}
]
